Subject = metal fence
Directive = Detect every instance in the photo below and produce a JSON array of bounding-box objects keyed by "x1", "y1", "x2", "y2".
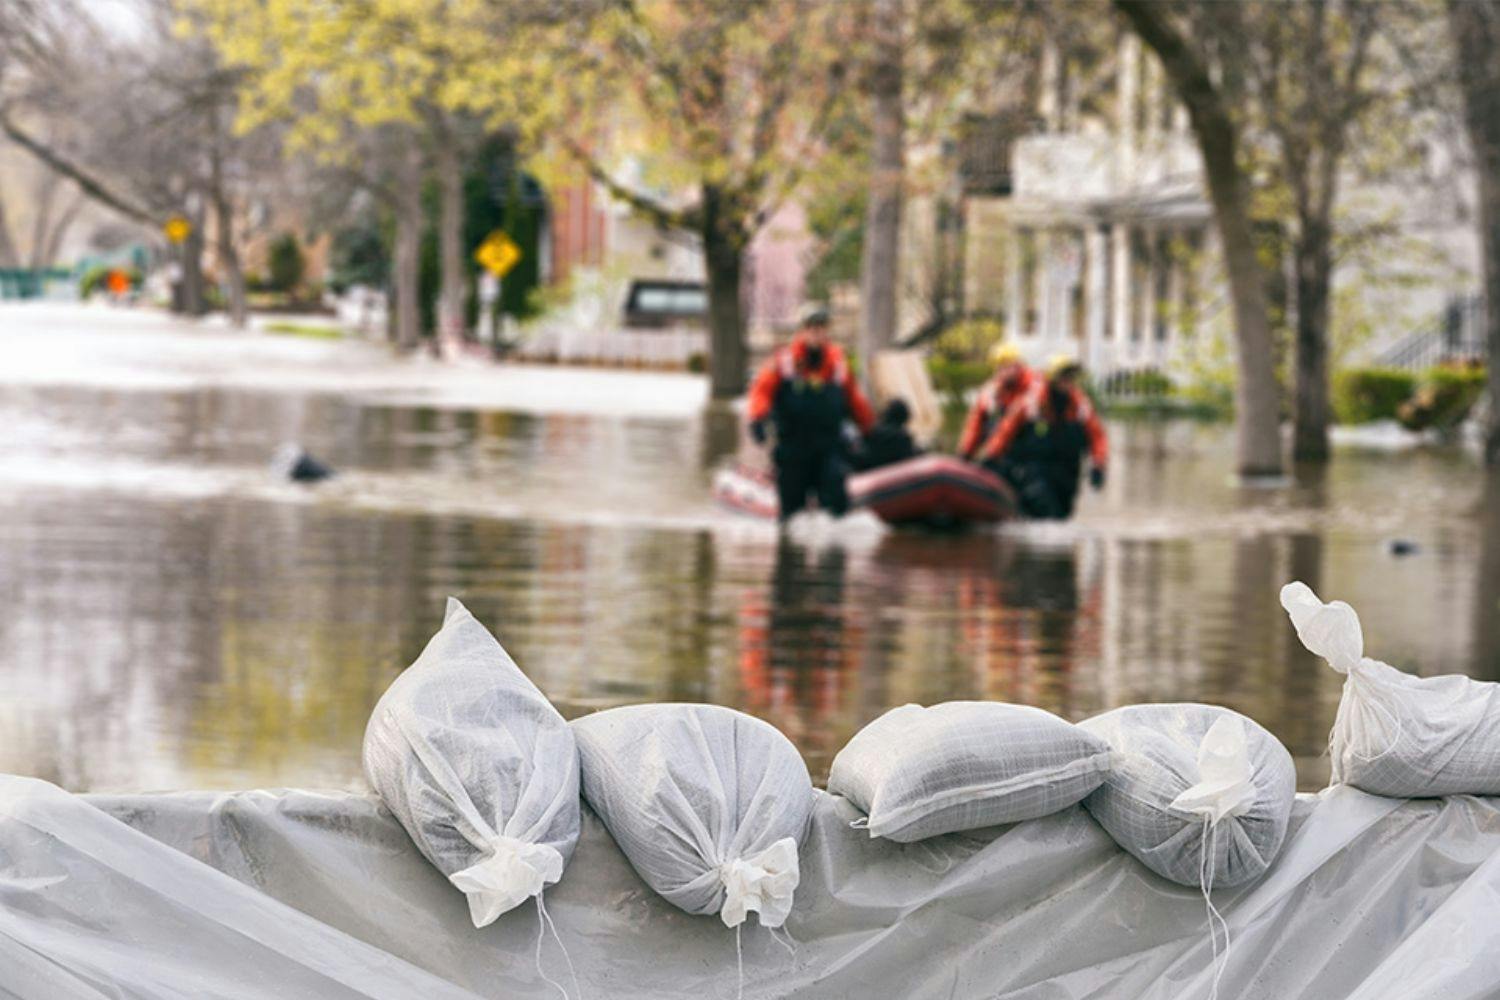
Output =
[{"x1": 0, "y1": 268, "x2": 77, "y2": 301}]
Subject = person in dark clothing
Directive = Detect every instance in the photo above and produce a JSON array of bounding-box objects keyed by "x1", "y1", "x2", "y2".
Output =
[
  {"x1": 958, "y1": 342, "x2": 1038, "y2": 461},
  {"x1": 852, "y1": 399, "x2": 921, "y2": 471},
  {"x1": 746, "y1": 309, "x2": 875, "y2": 521},
  {"x1": 974, "y1": 355, "x2": 1107, "y2": 519}
]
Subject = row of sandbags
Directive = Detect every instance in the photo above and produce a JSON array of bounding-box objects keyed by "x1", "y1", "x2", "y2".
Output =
[{"x1": 361, "y1": 582, "x2": 1500, "y2": 945}]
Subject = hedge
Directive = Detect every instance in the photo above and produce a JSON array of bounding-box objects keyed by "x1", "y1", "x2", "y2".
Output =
[{"x1": 1332, "y1": 368, "x2": 1417, "y2": 424}]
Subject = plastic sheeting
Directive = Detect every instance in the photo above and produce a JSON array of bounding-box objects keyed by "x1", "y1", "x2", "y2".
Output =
[{"x1": 5, "y1": 773, "x2": 1500, "y2": 999}]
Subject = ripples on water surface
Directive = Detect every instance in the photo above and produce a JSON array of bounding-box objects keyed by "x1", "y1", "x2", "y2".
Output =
[{"x1": 2, "y1": 306, "x2": 1497, "y2": 793}]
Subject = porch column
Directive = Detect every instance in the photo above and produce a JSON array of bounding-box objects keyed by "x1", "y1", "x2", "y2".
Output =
[
  {"x1": 1085, "y1": 223, "x2": 1109, "y2": 373},
  {"x1": 1035, "y1": 228, "x2": 1055, "y2": 342},
  {"x1": 1007, "y1": 223, "x2": 1026, "y2": 340},
  {"x1": 1111, "y1": 221, "x2": 1132, "y2": 345},
  {"x1": 1166, "y1": 231, "x2": 1185, "y2": 354}
]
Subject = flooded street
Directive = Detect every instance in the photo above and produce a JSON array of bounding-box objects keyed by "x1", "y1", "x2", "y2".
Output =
[{"x1": 2, "y1": 304, "x2": 1496, "y2": 793}]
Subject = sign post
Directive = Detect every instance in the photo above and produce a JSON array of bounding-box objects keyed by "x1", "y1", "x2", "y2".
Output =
[
  {"x1": 473, "y1": 231, "x2": 522, "y2": 356},
  {"x1": 476, "y1": 273, "x2": 500, "y2": 345},
  {"x1": 162, "y1": 216, "x2": 192, "y2": 311}
]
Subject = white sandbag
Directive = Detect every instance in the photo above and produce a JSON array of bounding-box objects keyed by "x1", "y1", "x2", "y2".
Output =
[
  {"x1": 363, "y1": 597, "x2": 580, "y2": 927},
  {"x1": 827, "y1": 701, "x2": 1115, "y2": 842},
  {"x1": 571, "y1": 703, "x2": 813, "y2": 928},
  {"x1": 1079, "y1": 703, "x2": 1295, "y2": 888},
  {"x1": 1282, "y1": 580, "x2": 1500, "y2": 797}
]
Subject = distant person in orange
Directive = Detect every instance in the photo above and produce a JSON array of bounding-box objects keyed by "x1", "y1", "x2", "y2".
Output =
[
  {"x1": 957, "y1": 342, "x2": 1038, "y2": 461},
  {"x1": 105, "y1": 268, "x2": 130, "y2": 302},
  {"x1": 974, "y1": 354, "x2": 1108, "y2": 519},
  {"x1": 746, "y1": 308, "x2": 875, "y2": 521}
]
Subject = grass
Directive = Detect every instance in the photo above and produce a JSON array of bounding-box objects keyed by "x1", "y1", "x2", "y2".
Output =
[{"x1": 263, "y1": 321, "x2": 343, "y2": 340}]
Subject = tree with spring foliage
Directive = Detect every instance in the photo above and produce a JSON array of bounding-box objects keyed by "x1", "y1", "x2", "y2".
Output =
[
  {"x1": 544, "y1": 0, "x2": 862, "y2": 399},
  {"x1": 1114, "y1": 0, "x2": 1286, "y2": 477},
  {"x1": 1114, "y1": 0, "x2": 1421, "y2": 470},
  {"x1": 1218, "y1": 1, "x2": 1387, "y2": 463},
  {"x1": 191, "y1": 0, "x2": 548, "y2": 348}
]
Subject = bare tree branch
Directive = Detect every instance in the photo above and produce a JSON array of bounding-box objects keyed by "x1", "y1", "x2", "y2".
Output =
[
  {"x1": 0, "y1": 111, "x2": 156, "y2": 225},
  {"x1": 560, "y1": 136, "x2": 700, "y2": 230}
]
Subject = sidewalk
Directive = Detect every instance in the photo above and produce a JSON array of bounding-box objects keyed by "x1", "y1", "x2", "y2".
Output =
[{"x1": 0, "y1": 302, "x2": 710, "y2": 419}]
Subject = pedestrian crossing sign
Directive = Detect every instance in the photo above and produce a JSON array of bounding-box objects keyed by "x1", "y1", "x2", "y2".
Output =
[{"x1": 474, "y1": 231, "x2": 522, "y2": 278}]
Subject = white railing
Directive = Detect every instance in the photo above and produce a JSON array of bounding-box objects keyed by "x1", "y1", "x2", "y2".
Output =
[{"x1": 511, "y1": 326, "x2": 709, "y2": 368}]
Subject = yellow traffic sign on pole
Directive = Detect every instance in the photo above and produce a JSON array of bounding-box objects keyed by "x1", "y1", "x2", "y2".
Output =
[
  {"x1": 474, "y1": 230, "x2": 522, "y2": 278},
  {"x1": 163, "y1": 216, "x2": 192, "y2": 245}
]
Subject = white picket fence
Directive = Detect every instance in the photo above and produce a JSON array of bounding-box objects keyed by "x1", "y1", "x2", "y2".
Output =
[{"x1": 511, "y1": 326, "x2": 708, "y2": 368}]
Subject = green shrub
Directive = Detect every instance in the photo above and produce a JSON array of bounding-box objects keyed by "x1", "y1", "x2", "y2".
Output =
[
  {"x1": 267, "y1": 233, "x2": 305, "y2": 293},
  {"x1": 1425, "y1": 364, "x2": 1487, "y2": 395},
  {"x1": 927, "y1": 357, "x2": 991, "y2": 406},
  {"x1": 931, "y1": 318, "x2": 1005, "y2": 362},
  {"x1": 79, "y1": 265, "x2": 141, "y2": 297},
  {"x1": 1332, "y1": 367, "x2": 1416, "y2": 424},
  {"x1": 1398, "y1": 364, "x2": 1487, "y2": 431}
]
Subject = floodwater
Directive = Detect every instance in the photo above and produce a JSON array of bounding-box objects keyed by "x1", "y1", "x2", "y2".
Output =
[{"x1": 2, "y1": 304, "x2": 1497, "y2": 793}]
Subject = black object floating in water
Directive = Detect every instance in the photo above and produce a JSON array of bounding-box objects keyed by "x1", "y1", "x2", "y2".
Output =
[
  {"x1": 273, "y1": 443, "x2": 335, "y2": 483},
  {"x1": 1385, "y1": 538, "x2": 1419, "y2": 557}
]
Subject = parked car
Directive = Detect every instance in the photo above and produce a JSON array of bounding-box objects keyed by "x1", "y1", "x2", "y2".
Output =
[{"x1": 622, "y1": 280, "x2": 707, "y2": 329}]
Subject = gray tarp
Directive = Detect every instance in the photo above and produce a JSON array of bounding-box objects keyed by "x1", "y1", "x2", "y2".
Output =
[{"x1": 3, "y1": 773, "x2": 1500, "y2": 999}]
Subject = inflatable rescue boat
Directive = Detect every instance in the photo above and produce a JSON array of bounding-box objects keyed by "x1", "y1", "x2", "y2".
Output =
[{"x1": 713, "y1": 454, "x2": 1018, "y2": 528}]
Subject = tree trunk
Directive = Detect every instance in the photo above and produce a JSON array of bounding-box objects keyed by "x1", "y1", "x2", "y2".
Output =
[
  {"x1": 1291, "y1": 219, "x2": 1332, "y2": 461},
  {"x1": 207, "y1": 108, "x2": 247, "y2": 328},
  {"x1": 27, "y1": 172, "x2": 61, "y2": 270},
  {"x1": 1115, "y1": 0, "x2": 1284, "y2": 477},
  {"x1": 208, "y1": 131, "x2": 247, "y2": 329},
  {"x1": 1476, "y1": 469, "x2": 1500, "y2": 680},
  {"x1": 858, "y1": 0, "x2": 904, "y2": 386},
  {"x1": 179, "y1": 211, "x2": 207, "y2": 317},
  {"x1": 436, "y1": 139, "x2": 468, "y2": 345},
  {"x1": 1449, "y1": 0, "x2": 1500, "y2": 466},
  {"x1": 0, "y1": 199, "x2": 20, "y2": 268},
  {"x1": 39, "y1": 192, "x2": 84, "y2": 269},
  {"x1": 213, "y1": 187, "x2": 247, "y2": 328},
  {"x1": 702, "y1": 183, "x2": 748, "y2": 399},
  {"x1": 391, "y1": 151, "x2": 424, "y2": 351}
]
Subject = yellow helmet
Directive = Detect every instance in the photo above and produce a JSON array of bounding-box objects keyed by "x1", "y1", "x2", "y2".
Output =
[
  {"x1": 1047, "y1": 353, "x2": 1082, "y2": 378},
  {"x1": 988, "y1": 341, "x2": 1024, "y2": 367}
]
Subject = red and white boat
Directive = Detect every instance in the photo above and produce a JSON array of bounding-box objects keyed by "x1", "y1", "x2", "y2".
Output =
[{"x1": 713, "y1": 454, "x2": 1018, "y2": 528}]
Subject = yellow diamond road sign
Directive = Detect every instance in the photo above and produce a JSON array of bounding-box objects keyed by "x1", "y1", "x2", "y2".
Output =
[
  {"x1": 474, "y1": 230, "x2": 521, "y2": 278},
  {"x1": 163, "y1": 216, "x2": 192, "y2": 245}
]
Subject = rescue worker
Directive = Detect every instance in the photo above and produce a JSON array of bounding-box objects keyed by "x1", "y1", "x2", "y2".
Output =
[
  {"x1": 747, "y1": 309, "x2": 875, "y2": 521},
  {"x1": 973, "y1": 354, "x2": 1108, "y2": 519},
  {"x1": 852, "y1": 399, "x2": 920, "y2": 471},
  {"x1": 957, "y1": 342, "x2": 1038, "y2": 461}
]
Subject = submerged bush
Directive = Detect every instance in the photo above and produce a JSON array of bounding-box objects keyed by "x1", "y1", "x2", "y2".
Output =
[
  {"x1": 1332, "y1": 368, "x2": 1416, "y2": 424},
  {"x1": 1398, "y1": 365, "x2": 1486, "y2": 431}
]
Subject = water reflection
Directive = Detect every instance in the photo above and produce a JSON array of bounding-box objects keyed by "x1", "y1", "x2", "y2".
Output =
[{"x1": 0, "y1": 374, "x2": 1494, "y2": 793}]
